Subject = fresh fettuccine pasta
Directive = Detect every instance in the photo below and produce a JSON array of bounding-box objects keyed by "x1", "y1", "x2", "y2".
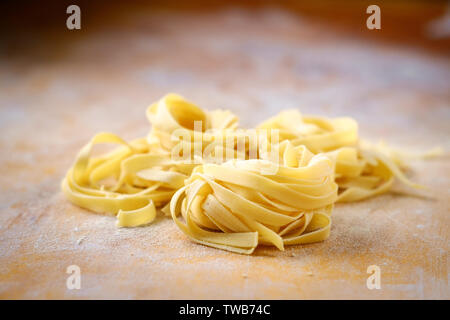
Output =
[
  {"x1": 257, "y1": 109, "x2": 427, "y2": 202},
  {"x1": 62, "y1": 93, "x2": 432, "y2": 254},
  {"x1": 146, "y1": 93, "x2": 239, "y2": 155},
  {"x1": 170, "y1": 147, "x2": 336, "y2": 254},
  {"x1": 258, "y1": 109, "x2": 359, "y2": 153},
  {"x1": 61, "y1": 132, "x2": 194, "y2": 220}
]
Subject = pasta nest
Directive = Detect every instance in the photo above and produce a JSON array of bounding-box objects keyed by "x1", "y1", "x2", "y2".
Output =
[{"x1": 170, "y1": 146, "x2": 337, "y2": 254}]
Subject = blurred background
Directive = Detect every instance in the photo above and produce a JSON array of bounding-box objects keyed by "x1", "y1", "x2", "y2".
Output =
[
  {"x1": 0, "y1": 0, "x2": 449, "y2": 299},
  {"x1": 1, "y1": 0, "x2": 449, "y2": 194},
  {"x1": 1, "y1": 0, "x2": 449, "y2": 136}
]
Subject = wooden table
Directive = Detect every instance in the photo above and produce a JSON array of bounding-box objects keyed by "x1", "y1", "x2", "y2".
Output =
[{"x1": 0, "y1": 3, "x2": 449, "y2": 299}]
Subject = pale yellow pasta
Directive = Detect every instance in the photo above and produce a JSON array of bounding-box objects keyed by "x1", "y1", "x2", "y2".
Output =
[
  {"x1": 61, "y1": 132, "x2": 193, "y2": 220},
  {"x1": 169, "y1": 148, "x2": 336, "y2": 254},
  {"x1": 62, "y1": 93, "x2": 431, "y2": 254},
  {"x1": 116, "y1": 200, "x2": 156, "y2": 227},
  {"x1": 258, "y1": 109, "x2": 426, "y2": 202},
  {"x1": 258, "y1": 109, "x2": 359, "y2": 153},
  {"x1": 146, "y1": 93, "x2": 239, "y2": 155}
]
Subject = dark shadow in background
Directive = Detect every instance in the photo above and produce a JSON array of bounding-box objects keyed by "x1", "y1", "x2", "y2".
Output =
[{"x1": 0, "y1": 0, "x2": 449, "y2": 64}]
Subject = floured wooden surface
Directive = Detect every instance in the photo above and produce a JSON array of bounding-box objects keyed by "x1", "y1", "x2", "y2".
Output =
[{"x1": 0, "y1": 8, "x2": 449, "y2": 299}]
